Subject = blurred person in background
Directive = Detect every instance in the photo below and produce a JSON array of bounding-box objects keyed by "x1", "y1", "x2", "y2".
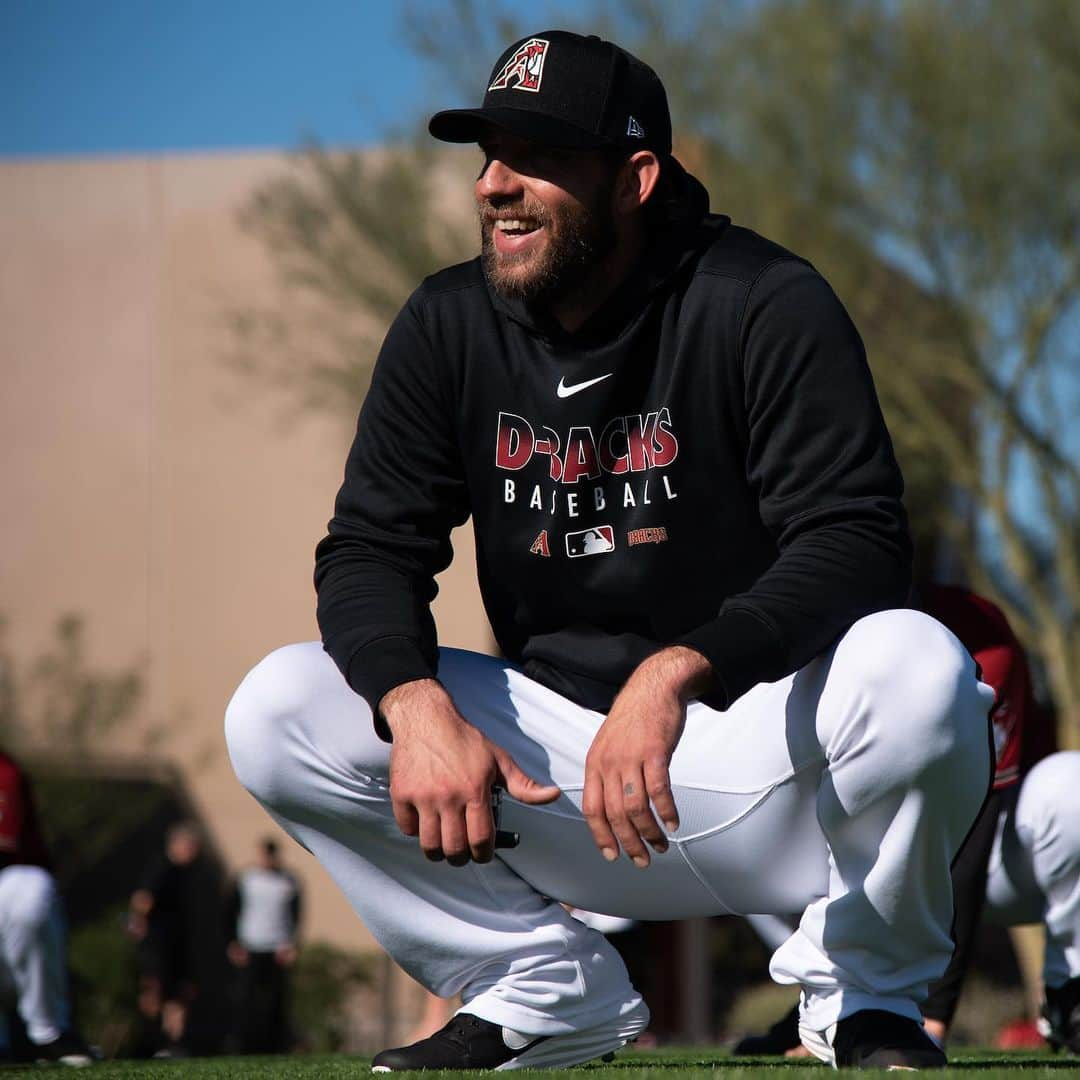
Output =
[
  {"x1": 127, "y1": 821, "x2": 205, "y2": 1058},
  {"x1": 735, "y1": 585, "x2": 1080, "y2": 1056},
  {"x1": 225, "y1": 837, "x2": 302, "y2": 1054},
  {"x1": 0, "y1": 750, "x2": 94, "y2": 1066}
]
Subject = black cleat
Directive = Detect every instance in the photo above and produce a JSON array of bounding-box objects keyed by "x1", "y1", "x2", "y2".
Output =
[
  {"x1": 1041, "y1": 976, "x2": 1080, "y2": 1055},
  {"x1": 832, "y1": 1009, "x2": 946, "y2": 1070},
  {"x1": 371, "y1": 1001, "x2": 649, "y2": 1072},
  {"x1": 372, "y1": 1014, "x2": 545, "y2": 1071},
  {"x1": 733, "y1": 1002, "x2": 800, "y2": 1055},
  {"x1": 32, "y1": 1032, "x2": 96, "y2": 1068}
]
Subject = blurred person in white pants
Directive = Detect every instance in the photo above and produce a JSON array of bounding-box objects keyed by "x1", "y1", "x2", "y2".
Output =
[{"x1": 0, "y1": 751, "x2": 93, "y2": 1066}]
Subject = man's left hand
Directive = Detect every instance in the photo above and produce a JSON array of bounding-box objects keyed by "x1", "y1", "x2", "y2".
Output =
[{"x1": 582, "y1": 646, "x2": 713, "y2": 868}]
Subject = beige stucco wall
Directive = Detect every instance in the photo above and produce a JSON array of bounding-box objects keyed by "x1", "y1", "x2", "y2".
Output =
[{"x1": 0, "y1": 151, "x2": 492, "y2": 952}]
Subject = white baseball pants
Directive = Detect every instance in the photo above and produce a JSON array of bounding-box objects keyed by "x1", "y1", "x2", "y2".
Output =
[
  {"x1": 226, "y1": 609, "x2": 993, "y2": 1035},
  {"x1": 749, "y1": 751, "x2": 1080, "y2": 994},
  {"x1": 0, "y1": 865, "x2": 71, "y2": 1046}
]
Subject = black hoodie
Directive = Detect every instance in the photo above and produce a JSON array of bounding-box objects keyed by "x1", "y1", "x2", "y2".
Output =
[{"x1": 315, "y1": 174, "x2": 911, "y2": 730}]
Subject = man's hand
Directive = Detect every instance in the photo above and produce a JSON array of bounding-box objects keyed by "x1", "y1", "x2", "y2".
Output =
[
  {"x1": 583, "y1": 646, "x2": 713, "y2": 869},
  {"x1": 380, "y1": 679, "x2": 560, "y2": 866}
]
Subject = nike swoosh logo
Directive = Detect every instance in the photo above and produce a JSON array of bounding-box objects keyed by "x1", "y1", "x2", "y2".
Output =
[
  {"x1": 556, "y1": 372, "x2": 613, "y2": 398},
  {"x1": 502, "y1": 1028, "x2": 549, "y2": 1053}
]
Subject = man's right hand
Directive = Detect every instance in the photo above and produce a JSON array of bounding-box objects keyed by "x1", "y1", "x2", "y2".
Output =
[{"x1": 379, "y1": 679, "x2": 560, "y2": 866}]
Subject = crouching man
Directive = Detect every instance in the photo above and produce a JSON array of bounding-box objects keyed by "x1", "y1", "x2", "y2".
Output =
[{"x1": 227, "y1": 29, "x2": 994, "y2": 1070}]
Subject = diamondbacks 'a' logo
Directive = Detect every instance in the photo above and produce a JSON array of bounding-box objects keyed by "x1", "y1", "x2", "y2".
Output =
[
  {"x1": 488, "y1": 38, "x2": 550, "y2": 93},
  {"x1": 529, "y1": 530, "x2": 551, "y2": 556}
]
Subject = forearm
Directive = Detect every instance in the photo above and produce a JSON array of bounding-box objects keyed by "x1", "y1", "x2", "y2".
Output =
[
  {"x1": 315, "y1": 532, "x2": 446, "y2": 713},
  {"x1": 316, "y1": 297, "x2": 469, "y2": 719},
  {"x1": 380, "y1": 678, "x2": 454, "y2": 741},
  {"x1": 683, "y1": 260, "x2": 911, "y2": 708}
]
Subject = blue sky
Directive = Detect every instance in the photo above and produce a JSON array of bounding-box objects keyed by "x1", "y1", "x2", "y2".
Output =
[{"x1": 1, "y1": 1, "x2": 461, "y2": 157}]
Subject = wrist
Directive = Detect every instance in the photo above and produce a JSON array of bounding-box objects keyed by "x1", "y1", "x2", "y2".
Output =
[
  {"x1": 643, "y1": 646, "x2": 714, "y2": 702},
  {"x1": 379, "y1": 678, "x2": 450, "y2": 739}
]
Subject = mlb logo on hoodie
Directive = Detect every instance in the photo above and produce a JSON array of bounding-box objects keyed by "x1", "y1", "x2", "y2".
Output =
[{"x1": 565, "y1": 526, "x2": 615, "y2": 558}]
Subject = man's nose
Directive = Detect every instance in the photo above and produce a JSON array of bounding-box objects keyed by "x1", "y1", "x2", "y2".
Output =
[{"x1": 476, "y1": 157, "x2": 523, "y2": 199}]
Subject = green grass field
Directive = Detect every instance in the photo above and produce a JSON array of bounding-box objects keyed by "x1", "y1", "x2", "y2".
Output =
[{"x1": 7, "y1": 1047, "x2": 1075, "y2": 1078}]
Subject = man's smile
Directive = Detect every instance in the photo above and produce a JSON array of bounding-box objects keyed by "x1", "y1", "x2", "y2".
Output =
[{"x1": 491, "y1": 216, "x2": 544, "y2": 256}]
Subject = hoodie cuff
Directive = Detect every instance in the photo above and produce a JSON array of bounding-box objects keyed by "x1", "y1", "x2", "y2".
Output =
[
  {"x1": 345, "y1": 637, "x2": 437, "y2": 741},
  {"x1": 678, "y1": 607, "x2": 784, "y2": 711}
]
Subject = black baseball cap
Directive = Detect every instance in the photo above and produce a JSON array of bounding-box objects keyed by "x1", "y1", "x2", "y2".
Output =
[{"x1": 429, "y1": 30, "x2": 673, "y2": 156}]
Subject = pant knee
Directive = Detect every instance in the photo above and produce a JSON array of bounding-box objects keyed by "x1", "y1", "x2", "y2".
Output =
[
  {"x1": 836, "y1": 609, "x2": 993, "y2": 774},
  {"x1": 225, "y1": 642, "x2": 323, "y2": 807},
  {"x1": 1017, "y1": 752, "x2": 1080, "y2": 850},
  {"x1": 0, "y1": 868, "x2": 59, "y2": 935}
]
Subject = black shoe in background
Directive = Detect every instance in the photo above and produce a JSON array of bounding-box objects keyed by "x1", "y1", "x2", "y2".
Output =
[
  {"x1": 151, "y1": 1041, "x2": 192, "y2": 1060},
  {"x1": 732, "y1": 1002, "x2": 800, "y2": 1055},
  {"x1": 833, "y1": 1009, "x2": 946, "y2": 1069},
  {"x1": 372, "y1": 1014, "x2": 545, "y2": 1071},
  {"x1": 1042, "y1": 976, "x2": 1080, "y2": 1054},
  {"x1": 32, "y1": 1031, "x2": 96, "y2": 1068}
]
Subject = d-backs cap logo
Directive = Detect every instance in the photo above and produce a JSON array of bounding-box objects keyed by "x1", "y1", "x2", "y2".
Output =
[{"x1": 488, "y1": 38, "x2": 550, "y2": 93}]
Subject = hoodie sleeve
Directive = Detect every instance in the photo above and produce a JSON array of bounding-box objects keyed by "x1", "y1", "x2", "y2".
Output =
[
  {"x1": 679, "y1": 259, "x2": 912, "y2": 708},
  {"x1": 315, "y1": 295, "x2": 469, "y2": 730}
]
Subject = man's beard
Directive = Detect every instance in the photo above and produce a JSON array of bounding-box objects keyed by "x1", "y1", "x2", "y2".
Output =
[{"x1": 479, "y1": 182, "x2": 618, "y2": 307}]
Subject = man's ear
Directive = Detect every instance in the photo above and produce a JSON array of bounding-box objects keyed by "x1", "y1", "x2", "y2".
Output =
[{"x1": 614, "y1": 150, "x2": 661, "y2": 216}]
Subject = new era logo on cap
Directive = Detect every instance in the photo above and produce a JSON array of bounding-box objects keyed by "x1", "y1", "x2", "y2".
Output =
[
  {"x1": 627, "y1": 115, "x2": 646, "y2": 138},
  {"x1": 488, "y1": 37, "x2": 550, "y2": 93}
]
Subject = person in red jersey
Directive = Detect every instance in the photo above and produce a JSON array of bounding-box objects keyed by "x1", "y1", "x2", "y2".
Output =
[{"x1": 0, "y1": 751, "x2": 94, "y2": 1066}]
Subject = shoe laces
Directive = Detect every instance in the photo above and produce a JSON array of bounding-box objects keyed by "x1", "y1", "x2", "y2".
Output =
[{"x1": 436, "y1": 1014, "x2": 488, "y2": 1050}]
